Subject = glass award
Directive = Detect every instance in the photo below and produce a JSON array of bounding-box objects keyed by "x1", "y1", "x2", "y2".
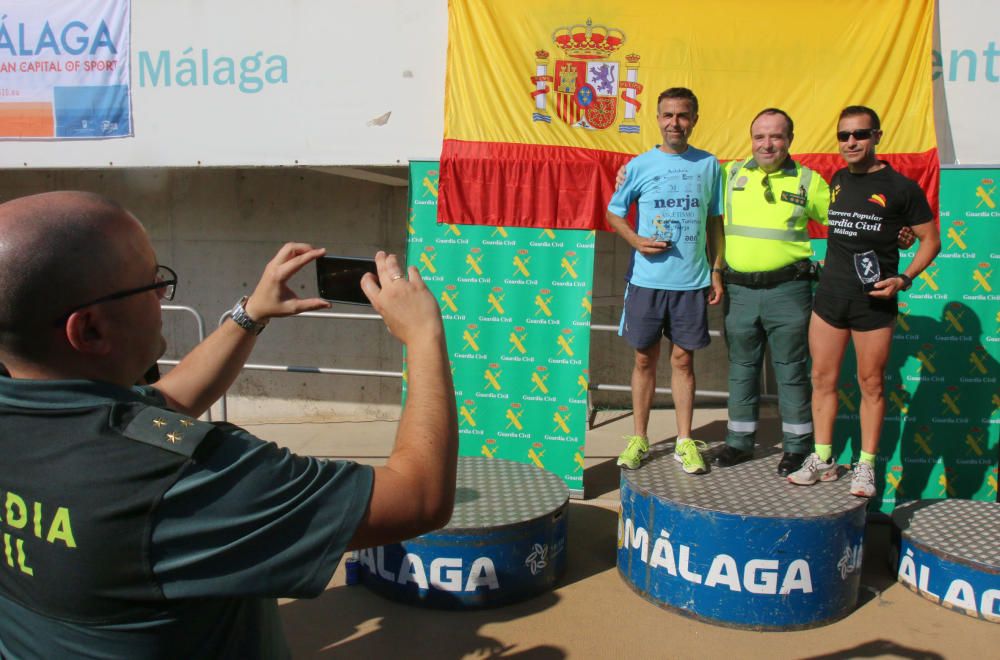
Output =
[
  {"x1": 652, "y1": 217, "x2": 677, "y2": 247},
  {"x1": 853, "y1": 250, "x2": 881, "y2": 292}
]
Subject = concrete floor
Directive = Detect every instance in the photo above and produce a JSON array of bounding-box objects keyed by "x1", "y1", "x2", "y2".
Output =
[{"x1": 242, "y1": 405, "x2": 999, "y2": 659}]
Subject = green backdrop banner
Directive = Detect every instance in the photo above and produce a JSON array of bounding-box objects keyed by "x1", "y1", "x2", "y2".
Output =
[
  {"x1": 406, "y1": 161, "x2": 594, "y2": 494},
  {"x1": 817, "y1": 168, "x2": 998, "y2": 513}
]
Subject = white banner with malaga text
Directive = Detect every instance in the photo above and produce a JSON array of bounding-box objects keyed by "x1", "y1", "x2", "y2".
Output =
[{"x1": 0, "y1": 0, "x2": 131, "y2": 139}]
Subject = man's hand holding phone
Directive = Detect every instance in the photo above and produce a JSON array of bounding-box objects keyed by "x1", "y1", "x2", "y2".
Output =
[
  {"x1": 244, "y1": 243, "x2": 332, "y2": 323},
  {"x1": 360, "y1": 251, "x2": 444, "y2": 347}
]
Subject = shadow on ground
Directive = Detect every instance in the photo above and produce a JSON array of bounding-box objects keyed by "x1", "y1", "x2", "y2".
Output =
[
  {"x1": 280, "y1": 503, "x2": 618, "y2": 658},
  {"x1": 803, "y1": 639, "x2": 944, "y2": 660},
  {"x1": 856, "y1": 520, "x2": 903, "y2": 609}
]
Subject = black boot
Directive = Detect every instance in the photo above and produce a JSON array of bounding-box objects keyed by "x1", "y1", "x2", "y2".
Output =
[
  {"x1": 777, "y1": 452, "x2": 809, "y2": 477},
  {"x1": 713, "y1": 444, "x2": 753, "y2": 467}
]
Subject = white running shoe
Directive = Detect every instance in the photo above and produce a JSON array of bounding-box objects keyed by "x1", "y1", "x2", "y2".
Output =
[
  {"x1": 850, "y1": 462, "x2": 877, "y2": 497},
  {"x1": 787, "y1": 452, "x2": 840, "y2": 485}
]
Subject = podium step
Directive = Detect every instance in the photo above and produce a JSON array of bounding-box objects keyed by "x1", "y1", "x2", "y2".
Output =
[
  {"x1": 358, "y1": 456, "x2": 568, "y2": 608},
  {"x1": 891, "y1": 499, "x2": 999, "y2": 623},
  {"x1": 618, "y1": 444, "x2": 868, "y2": 629}
]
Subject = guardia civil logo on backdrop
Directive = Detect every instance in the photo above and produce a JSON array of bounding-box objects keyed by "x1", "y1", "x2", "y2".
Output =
[{"x1": 406, "y1": 162, "x2": 594, "y2": 494}]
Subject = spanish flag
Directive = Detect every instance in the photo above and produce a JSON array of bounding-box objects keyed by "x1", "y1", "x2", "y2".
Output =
[{"x1": 440, "y1": 0, "x2": 937, "y2": 230}]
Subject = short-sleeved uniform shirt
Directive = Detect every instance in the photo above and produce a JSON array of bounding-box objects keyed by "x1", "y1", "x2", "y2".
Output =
[
  {"x1": 608, "y1": 146, "x2": 723, "y2": 291},
  {"x1": 818, "y1": 163, "x2": 934, "y2": 301},
  {"x1": 0, "y1": 378, "x2": 374, "y2": 659}
]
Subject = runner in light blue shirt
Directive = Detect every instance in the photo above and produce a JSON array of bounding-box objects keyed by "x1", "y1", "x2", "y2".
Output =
[{"x1": 605, "y1": 87, "x2": 725, "y2": 476}]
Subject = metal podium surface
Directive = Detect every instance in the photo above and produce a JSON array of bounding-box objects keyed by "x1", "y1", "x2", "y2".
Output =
[
  {"x1": 891, "y1": 499, "x2": 999, "y2": 623},
  {"x1": 359, "y1": 457, "x2": 569, "y2": 608},
  {"x1": 618, "y1": 444, "x2": 869, "y2": 629}
]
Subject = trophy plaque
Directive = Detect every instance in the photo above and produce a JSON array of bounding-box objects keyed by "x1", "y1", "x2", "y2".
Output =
[{"x1": 854, "y1": 250, "x2": 881, "y2": 292}]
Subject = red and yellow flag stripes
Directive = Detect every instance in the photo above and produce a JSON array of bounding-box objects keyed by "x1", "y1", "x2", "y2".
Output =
[{"x1": 440, "y1": 0, "x2": 937, "y2": 230}]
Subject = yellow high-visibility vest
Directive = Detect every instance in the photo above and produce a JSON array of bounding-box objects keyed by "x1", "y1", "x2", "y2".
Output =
[{"x1": 724, "y1": 158, "x2": 830, "y2": 272}]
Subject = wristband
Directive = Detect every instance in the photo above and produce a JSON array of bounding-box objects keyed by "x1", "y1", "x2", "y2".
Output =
[
  {"x1": 897, "y1": 273, "x2": 913, "y2": 291},
  {"x1": 230, "y1": 296, "x2": 267, "y2": 335}
]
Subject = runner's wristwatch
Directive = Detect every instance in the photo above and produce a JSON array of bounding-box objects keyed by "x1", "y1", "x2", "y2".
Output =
[{"x1": 230, "y1": 296, "x2": 267, "y2": 335}]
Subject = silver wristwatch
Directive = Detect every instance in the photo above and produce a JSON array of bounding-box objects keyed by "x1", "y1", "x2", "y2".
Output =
[{"x1": 229, "y1": 296, "x2": 267, "y2": 335}]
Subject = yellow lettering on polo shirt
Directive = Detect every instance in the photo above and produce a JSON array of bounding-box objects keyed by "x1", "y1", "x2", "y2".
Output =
[
  {"x1": 16, "y1": 538, "x2": 32, "y2": 576},
  {"x1": 5, "y1": 492, "x2": 27, "y2": 529},
  {"x1": 2, "y1": 533, "x2": 33, "y2": 576},
  {"x1": 46, "y1": 507, "x2": 76, "y2": 548},
  {"x1": 34, "y1": 502, "x2": 42, "y2": 538}
]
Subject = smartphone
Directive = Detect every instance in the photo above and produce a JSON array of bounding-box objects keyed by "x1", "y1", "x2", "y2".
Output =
[{"x1": 315, "y1": 255, "x2": 378, "y2": 305}]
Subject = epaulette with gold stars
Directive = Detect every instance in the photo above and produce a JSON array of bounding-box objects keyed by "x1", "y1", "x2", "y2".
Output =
[{"x1": 120, "y1": 406, "x2": 215, "y2": 457}]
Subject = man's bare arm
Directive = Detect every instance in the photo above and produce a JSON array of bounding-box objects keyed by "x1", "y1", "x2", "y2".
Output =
[
  {"x1": 606, "y1": 210, "x2": 668, "y2": 255},
  {"x1": 869, "y1": 221, "x2": 941, "y2": 299},
  {"x1": 153, "y1": 243, "x2": 331, "y2": 417},
  {"x1": 347, "y1": 252, "x2": 458, "y2": 548},
  {"x1": 706, "y1": 214, "x2": 725, "y2": 305}
]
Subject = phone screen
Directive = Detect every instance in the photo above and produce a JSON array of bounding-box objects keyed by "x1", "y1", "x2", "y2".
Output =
[{"x1": 315, "y1": 256, "x2": 378, "y2": 305}]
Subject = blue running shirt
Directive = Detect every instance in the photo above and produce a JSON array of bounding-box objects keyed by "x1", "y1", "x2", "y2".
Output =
[{"x1": 608, "y1": 146, "x2": 722, "y2": 290}]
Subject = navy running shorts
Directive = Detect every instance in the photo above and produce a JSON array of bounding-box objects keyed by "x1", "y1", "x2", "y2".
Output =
[{"x1": 619, "y1": 283, "x2": 711, "y2": 351}]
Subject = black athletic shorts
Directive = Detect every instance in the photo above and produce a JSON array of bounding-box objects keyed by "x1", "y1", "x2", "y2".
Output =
[{"x1": 813, "y1": 293, "x2": 896, "y2": 331}]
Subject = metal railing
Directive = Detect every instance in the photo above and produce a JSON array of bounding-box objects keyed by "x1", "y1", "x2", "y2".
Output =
[
  {"x1": 156, "y1": 302, "x2": 784, "y2": 427},
  {"x1": 213, "y1": 311, "x2": 402, "y2": 422},
  {"x1": 190, "y1": 313, "x2": 758, "y2": 425}
]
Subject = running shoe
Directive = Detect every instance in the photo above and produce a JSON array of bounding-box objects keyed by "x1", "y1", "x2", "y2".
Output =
[
  {"x1": 850, "y1": 462, "x2": 877, "y2": 497},
  {"x1": 616, "y1": 435, "x2": 649, "y2": 470},
  {"x1": 674, "y1": 438, "x2": 708, "y2": 475},
  {"x1": 787, "y1": 452, "x2": 840, "y2": 485}
]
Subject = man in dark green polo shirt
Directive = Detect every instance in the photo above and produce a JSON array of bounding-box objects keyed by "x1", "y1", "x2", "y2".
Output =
[{"x1": 0, "y1": 191, "x2": 457, "y2": 658}]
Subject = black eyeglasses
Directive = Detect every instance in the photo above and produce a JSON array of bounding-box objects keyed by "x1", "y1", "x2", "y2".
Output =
[
  {"x1": 56, "y1": 265, "x2": 177, "y2": 322},
  {"x1": 762, "y1": 174, "x2": 775, "y2": 203},
  {"x1": 836, "y1": 128, "x2": 878, "y2": 142}
]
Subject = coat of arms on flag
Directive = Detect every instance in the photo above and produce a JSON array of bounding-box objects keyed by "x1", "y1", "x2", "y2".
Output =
[{"x1": 529, "y1": 18, "x2": 643, "y2": 134}]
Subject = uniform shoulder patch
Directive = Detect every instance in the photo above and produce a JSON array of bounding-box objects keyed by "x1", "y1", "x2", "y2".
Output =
[{"x1": 120, "y1": 405, "x2": 216, "y2": 457}]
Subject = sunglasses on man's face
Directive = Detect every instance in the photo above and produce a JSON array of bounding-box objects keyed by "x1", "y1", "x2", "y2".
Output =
[{"x1": 836, "y1": 129, "x2": 878, "y2": 142}]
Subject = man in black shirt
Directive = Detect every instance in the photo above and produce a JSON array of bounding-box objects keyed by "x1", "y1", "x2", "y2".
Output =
[{"x1": 788, "y1": 106, "x2": 940, "y2": 497}]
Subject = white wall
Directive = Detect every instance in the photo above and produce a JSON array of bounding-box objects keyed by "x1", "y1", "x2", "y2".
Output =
[
  {"x1": 934, "y1": 0, "x2": 1000, "y2": 164},
  {"x1": 1, "y1": 0, "x2": 994, "y2": 168},
  {"x1": 0, "y1": 0, "x2": 447, "y2": 168}
]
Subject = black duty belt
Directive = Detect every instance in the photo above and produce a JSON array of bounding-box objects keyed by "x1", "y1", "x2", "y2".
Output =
[{"x1": 724, "y1": 260, "x2": 818, "y2": 288}]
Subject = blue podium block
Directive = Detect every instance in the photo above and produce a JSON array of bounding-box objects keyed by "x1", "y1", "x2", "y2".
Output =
[
  {"x1": 359, "y1": 457, "x2": 568, "y2": 609},
  {"x1": 618, "y1": 445, "x2": 868, "y2": 629},
  {"x1": 891, "y1": 499, "x2": 999, "y2": 623}
]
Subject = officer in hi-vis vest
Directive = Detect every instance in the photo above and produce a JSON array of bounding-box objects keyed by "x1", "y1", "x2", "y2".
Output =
[
  {"x1": 712, "y1": 108, "x2": 829, "y2": 477},
  {"x1": 0, "y1": 191, "x2": 457, "y2": 657}
]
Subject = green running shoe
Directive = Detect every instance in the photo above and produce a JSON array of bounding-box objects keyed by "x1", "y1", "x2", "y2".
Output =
[
  {"x1": 674, "y1": 438, "x2": 708, "y2": 475},
  {"x1": 616, "y1": 435, "x2": 649, "y2": 469}
]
